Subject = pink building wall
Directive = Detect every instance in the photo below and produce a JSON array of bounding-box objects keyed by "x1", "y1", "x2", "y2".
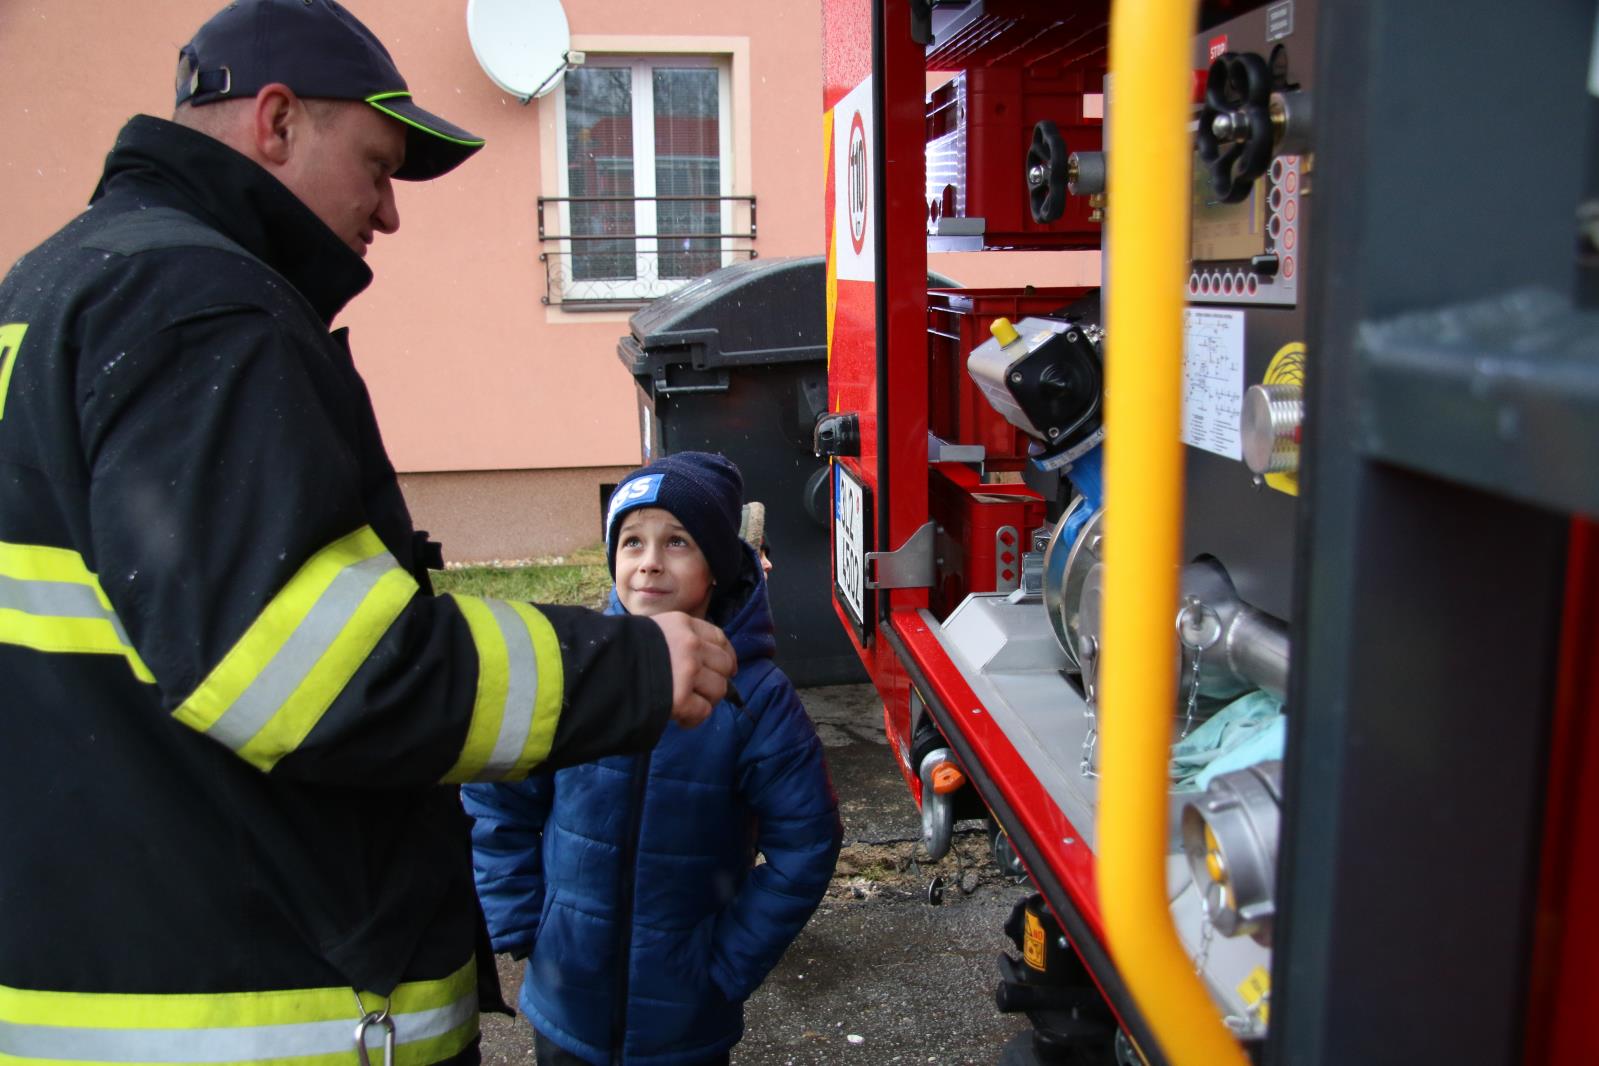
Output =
[{"x1": 0, "y1": 1, "x2": 1093, "y2": 561}]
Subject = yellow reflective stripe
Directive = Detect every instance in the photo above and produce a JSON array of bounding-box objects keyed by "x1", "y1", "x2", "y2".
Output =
[
  {"x1": 173, "y1": 528, "x2": 418, "y2": 770},
  {"x1": 0, "y1": 541, "x2": 154, "y2": 683},
  {"x1": 0, "y1": 1010, "x2": 475, "y2": 1066},
  {"x1": 0, "y1": 960, "x2": 476, "y2": 1065},
  {"x1": 0, "y1": 322, "x2": 26, "y2": 421},
  {"x1": 175, "y1": 528, "x2": 390, "y2": 732},
  {"x1": 508, "y1": 600, "x2": 564, "y2": 773},
  {"x1": 0, "y1": 1050, "x2": 461, "y2": 1066},
  {"x1": 0, "y1": 960, "x2": 471, "y2": 1028},
  {"x1": 0, "y1": 542, "x2": 95, "y2": 592},
  {"x1": 443, "y1": 594, "x2": 511, "y2": 781},
  {"x1": 0, "y1": 612, "x2": 153, "y2": 684},
  {"x1": 233, "y1": 565, "x2": 415, "y2": 771},
  {"x1": 440, "y1": 598, "x2": 565, "y2": 783}
]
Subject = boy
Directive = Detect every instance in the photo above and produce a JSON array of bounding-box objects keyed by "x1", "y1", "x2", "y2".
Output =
[{"x1": 463, "y1": 451, "x2": 843, "y2": 1065}]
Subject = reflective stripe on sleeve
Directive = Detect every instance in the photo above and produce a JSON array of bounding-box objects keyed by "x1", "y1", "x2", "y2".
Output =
[
  {"x1": 0, "y1": 959, "x2": 477, "y2": 1064},
  {"x1": 0, "y1": 541, "x2": 154, "y2": 683},
  {"x1": 441, "y1": 594, "x2": 564, "y2": 782},
  {"x1": 172, "y1": 527, "x2": 418, "y2": 771}
]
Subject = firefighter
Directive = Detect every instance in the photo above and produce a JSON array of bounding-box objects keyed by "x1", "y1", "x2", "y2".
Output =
[{"x1": 0, "y1": 1, "x2": 734, "y2": 1062}]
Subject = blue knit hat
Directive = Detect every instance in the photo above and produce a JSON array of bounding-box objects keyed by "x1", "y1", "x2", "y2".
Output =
[{"x1": 605, "y1": 452, "x2": 745, "y2": 588}]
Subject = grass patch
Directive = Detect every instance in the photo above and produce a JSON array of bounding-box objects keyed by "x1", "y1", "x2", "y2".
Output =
[{"x1": 432, "y1": 546, "x2": 613, "y2": 609}]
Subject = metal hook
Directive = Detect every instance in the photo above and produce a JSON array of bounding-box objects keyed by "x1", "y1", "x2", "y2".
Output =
[{"x1": 354, "y1": 1004, "x2": 395, "y2": 1066}]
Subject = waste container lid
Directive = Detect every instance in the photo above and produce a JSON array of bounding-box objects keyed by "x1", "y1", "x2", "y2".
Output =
[{"x1": 625, "y1": 256, "x2": 825, "y2": 369}]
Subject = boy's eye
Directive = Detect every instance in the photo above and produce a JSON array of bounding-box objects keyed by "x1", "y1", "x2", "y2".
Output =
[{"x1": 621, "y1": 535, "x2": 642, "y2": 549}]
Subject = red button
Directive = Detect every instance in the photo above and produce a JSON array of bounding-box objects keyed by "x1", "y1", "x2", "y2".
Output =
[
  {"x1": 1283, "y1": 227, "x2": 1296, "y2": 250},
  {"x1": 1283, "y1": 256, "x2": 1296, "y2": 279}
]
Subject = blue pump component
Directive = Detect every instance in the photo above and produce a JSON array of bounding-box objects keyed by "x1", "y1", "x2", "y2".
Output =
[
  {"x1": 1060, "y1": 443, "x2": 1103, "y2": 510},
  {"x1": 1035, "y1": 440, "x2": 1104, "y2": 554}
]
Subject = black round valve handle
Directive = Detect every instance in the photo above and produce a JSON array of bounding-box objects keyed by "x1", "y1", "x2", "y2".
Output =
[
  {"x1": 1197, "y1": 51, "x2": 1274, "y2": 204},
  {"x1": 1026, "y1": 120, "x2": 1070, "y2": 224}
]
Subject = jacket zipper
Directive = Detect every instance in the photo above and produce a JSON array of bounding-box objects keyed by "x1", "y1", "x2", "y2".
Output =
[{"x1": 611, "y1": 750, "x2": 653, "y2": 1065}]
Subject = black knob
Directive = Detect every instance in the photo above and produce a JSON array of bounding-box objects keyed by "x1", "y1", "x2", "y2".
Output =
[
  {"x1": 1197, "y1": 51, "x2": 1274, "y2": 204},
  {"x1": 1249, "y1": 253, "x2": 1280, "y2": 277},
  {"x1": 1026, "y1": 120, "x2": 1071, "y2": 223}
]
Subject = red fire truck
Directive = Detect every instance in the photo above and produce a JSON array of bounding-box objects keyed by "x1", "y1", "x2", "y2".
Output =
[{"x1": 817, "y1": 0, "x2": 1599, "y2": 1063}]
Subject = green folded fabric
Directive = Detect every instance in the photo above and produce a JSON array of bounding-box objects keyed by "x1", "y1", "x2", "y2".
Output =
[{"x1": 1169, "y1": 689, "x2": 1285, "y2": 792}]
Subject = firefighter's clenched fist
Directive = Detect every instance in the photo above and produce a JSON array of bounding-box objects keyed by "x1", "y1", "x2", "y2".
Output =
[{"x1": 651, "y1": 611, "x2": 736, "y2": 728}]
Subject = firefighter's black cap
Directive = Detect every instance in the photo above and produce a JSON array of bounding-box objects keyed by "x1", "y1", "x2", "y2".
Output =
[{"x1": 175, "y1": 0, "x2": 484, "y2": 181}]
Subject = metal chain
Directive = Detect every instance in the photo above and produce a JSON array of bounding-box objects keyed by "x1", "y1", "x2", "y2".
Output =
[
  {"x1": 1081, "y1": 599, "x2": 1217, "y2": 771},
  {"x1": 1192, "y1": 919, "x2": 1257, "y2": 1035},
  {"x1": 1179, "y1": 642, "x2": 1205, "y2": 739},
  {"x1": 1078, "y1": 634, "x2": 1100, "y2": 778},
  {"x1": 1174, "y1": 598, "x2": 1222, "y2": 740},
  {"x1": 1080, "y1": 705, "x2": 1100, "y2": 778},
  {"x1": 1193, "y1": 914, "x2": 1215, "y2": 976},
  {"x1": 1193, "y1": 913, "x2": 1266, "y2": 1036}
]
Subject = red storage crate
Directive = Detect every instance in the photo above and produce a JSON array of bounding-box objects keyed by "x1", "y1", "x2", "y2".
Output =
[{"x1": 928, "y1": 464, "x2": 1048, "y2": 618}]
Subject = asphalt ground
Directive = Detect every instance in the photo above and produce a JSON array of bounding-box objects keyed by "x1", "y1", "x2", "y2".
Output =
[{"x1": 478, "y1": 683, "x2": 1035, "y2": 1066}]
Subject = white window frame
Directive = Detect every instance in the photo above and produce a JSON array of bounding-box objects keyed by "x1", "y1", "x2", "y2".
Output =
[{"x1": 553, "y1": 55, "x2": 734, "y2": 304}]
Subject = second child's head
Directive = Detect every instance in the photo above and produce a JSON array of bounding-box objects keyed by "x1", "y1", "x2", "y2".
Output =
[{"x1": 604, "y1": 452, "x2": 744, "y2": 620}]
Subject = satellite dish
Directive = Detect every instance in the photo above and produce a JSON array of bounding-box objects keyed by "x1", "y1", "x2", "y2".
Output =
[{"x1": 467, "y1": 0, "x2": 577, "y2": 103}]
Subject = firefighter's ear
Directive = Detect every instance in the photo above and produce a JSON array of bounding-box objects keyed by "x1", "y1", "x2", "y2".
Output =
[{"x1": 251, "y1": 83, "x2": 301, "y2": 166}]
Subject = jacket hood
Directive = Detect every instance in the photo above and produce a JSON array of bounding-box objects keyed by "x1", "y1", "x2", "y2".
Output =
[
  {"x1": 89, "y1": 115, "x2": 372, "y2": 324},
  {"x1": 607, "y1": 540, "x2": 775, "y2": 668}
]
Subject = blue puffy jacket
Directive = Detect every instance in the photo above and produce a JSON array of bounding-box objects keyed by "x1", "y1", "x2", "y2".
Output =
[{"x1": 462, "y1": 545, "x2": 842, "y2": 1065}]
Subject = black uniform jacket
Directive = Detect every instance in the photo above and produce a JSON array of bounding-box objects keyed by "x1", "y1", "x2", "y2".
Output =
[{"x1": 0, "y1": 116, "x2": 671, "y2": 1060}]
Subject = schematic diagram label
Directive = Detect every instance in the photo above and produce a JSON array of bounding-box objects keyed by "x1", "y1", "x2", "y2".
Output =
[{"x1": 1181, "y1": 308, "x2": 1246, "y2": 461}]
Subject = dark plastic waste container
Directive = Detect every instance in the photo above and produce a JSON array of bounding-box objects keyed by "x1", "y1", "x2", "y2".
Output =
[{"x1": 619, "y1": 256, "x2": 865, "y2": 688}]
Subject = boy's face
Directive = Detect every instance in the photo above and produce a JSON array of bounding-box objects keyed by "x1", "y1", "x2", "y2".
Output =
[{"x1": 614, "y1": 508, "x2": 715, "y2": 620}]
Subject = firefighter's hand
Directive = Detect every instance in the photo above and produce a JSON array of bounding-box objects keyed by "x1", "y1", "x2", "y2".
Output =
[{"x1": 651, "y1": 611, "x2": 735, "y2": 729}]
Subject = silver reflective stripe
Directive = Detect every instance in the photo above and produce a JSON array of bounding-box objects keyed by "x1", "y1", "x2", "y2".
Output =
[
  {"x1": 0, "y1": 992, "x2": 475, "y2": 1062},
  {"x1": 481, "y1": 598, "x2": 540, "y2": 776},
  {"x1": 107, "y1": 608, "x2": 137, "y2": 649},
  {"x1": 205, "y1": 553, "x2": 397, "y2": 751},
  {"x1": 0, "y1": 572, "x2": 139, "y2": 647},
  {"x1": 0, "y1": 573, "x2": 112, "y2": 619}
]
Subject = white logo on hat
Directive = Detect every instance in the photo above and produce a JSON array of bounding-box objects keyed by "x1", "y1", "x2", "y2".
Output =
[{"x1": 606, "y1": 474, "x2": 665, "y2": 540}]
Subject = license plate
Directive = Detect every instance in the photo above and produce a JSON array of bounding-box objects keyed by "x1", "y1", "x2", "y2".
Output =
[{"x1": 833, "y1": 462, "x2": 872, "y2": 637}]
